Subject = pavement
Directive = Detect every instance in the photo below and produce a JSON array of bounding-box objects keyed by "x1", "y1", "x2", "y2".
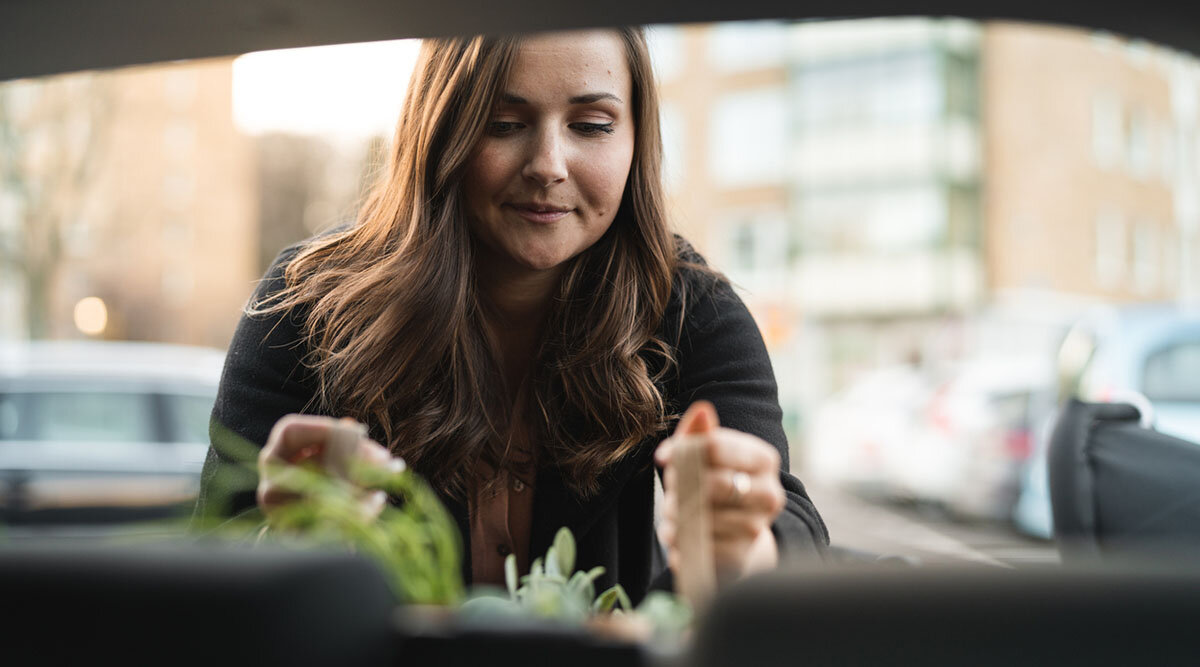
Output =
[{"x1": 803, "y1": 478, "x2": 1059, "y2": 569}]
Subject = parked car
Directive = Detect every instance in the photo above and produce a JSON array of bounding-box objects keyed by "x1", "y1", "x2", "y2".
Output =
[
  {"x1": 804, "y1": 363, "x2": 934, "y2": 498},
  {"x1": 896, "y1": 356, "x2": 1055, "y2": 521},
  {"x1": 1013, "y1": 303, "x2": 1200, "y2": 538},
  {"x1": 806, "y1": 356, "x2": 1054, "y2": 522},
  {"x1": 0, "y1": 341, "x2": 223, "y2": 524}
]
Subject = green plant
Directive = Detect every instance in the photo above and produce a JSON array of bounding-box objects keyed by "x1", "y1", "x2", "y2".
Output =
[
  {"x1": 203, "y1": 421, "x2": 690, "y2": 639},
  {"x1": 257, "y1": 456, "x2": 465, "y2": 606},
  {"x1": 460, "y1": 527, "x2": 692, "y2": 639}
]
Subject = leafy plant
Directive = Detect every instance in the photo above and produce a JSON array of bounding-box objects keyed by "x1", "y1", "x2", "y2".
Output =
[
  {"x1": 252, "y1": 455, "x2": 465, "y2": 606},
  {"x1": 202, "y1": 421, "x2": 690, "y2": 639},
  {"x1": 460, "y1": 526, "x2": 692, "y2": 640}
]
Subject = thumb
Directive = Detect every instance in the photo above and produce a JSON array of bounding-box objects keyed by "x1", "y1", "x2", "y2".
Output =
[{"x1": 675, "y1": 400, "x2": 719, "y2": 436}]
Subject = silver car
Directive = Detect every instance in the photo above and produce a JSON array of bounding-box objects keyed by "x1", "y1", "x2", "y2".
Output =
[
  {"x1": 1014, "y1": 304, "x2": 1200, "y2": 538},
  {"x1": 0, "y1": 341, "x2": 223, "y2": 523}
]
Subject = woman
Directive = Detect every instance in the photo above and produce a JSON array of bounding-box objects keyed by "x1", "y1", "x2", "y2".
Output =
[{"x1": 196, "y1": 27, "x2": 828, "y2": 601}]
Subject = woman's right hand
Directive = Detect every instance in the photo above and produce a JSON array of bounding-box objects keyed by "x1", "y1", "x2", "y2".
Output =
[{"x1": 256, "y1": 414, "x2": 397, "y2": 520}]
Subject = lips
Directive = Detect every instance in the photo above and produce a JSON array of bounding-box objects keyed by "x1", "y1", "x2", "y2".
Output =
[{"x1": 507, "y1": 202, "x2": 573, "y2": 224}]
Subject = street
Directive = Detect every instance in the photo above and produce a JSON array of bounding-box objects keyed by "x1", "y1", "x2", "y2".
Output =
[{"x1": 804, "y1": 479, "x2": 1058, "y2": 568}]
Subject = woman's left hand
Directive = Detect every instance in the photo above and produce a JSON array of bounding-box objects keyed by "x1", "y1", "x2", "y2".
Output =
[{"x1": 654, "y1": 401, "x2": 786, "y2": 583}]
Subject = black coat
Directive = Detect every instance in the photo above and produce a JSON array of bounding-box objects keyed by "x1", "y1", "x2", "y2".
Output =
[{"x1": 195, "y1": 237, "x2": 829, "y2": 602}]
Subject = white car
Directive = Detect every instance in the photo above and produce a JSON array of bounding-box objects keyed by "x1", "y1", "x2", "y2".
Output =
[
  {"x1": 896, "y1": 357, "x2": 1055, "y2": 521},
  {"x1": 0, "y1": 341, "x2": 223, "y2": 523},
  {"x1": 804, "y1": 364, "x2": 934, "y2": 498}
]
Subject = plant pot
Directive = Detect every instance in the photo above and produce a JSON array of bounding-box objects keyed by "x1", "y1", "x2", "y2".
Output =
[{"x1": 391, "y1": 604, "x2": 680, "y2": 666}]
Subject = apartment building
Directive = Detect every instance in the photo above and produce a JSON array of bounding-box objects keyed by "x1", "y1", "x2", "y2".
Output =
[{"x1": 654, "y1": 18, "x2": 1200, "y2": 435}]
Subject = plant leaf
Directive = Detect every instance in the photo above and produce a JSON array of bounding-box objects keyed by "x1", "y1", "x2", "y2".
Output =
[
  {"x1": 544, "y1": 547, "x2": 560, "y2": 577},
  {"x1": 505, "y1": 553, "x2": 518, "y2": 599},
  {"x1": 566, "y1": 571, "x2": 594, "y2": 610},
  {"x1": 613, "y1": 584, "x2": 632, "y2": 613},
  {"x1": 553, "y1": 526, "x2": 575, "y2": 575},
  {"x1": 593, "y1": 587, "x2": 619, "y2": 613}
]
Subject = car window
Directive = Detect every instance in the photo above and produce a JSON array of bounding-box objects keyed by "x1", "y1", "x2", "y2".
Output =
[
  {"x1": 165, "y1": 393, "x2": 217, "y2": 443},
  {"x1": 0, "y1": 392, "x2": 154, "y2": 442},
  {"x1": 1143, "y1": 341, "x2": 1200, "y2": 402},
  {"x1": 3, "y1": 16, "x2": 1200, "y2": 567}
]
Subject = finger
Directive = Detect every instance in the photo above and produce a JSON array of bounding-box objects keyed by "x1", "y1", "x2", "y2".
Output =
[
  {"x1": 360, "y1": 489, "x2": 388, "y2": 519},
  {"x1": 659, "y1": 490, "x2": 677, "y2": 522},
  {"x1": 256, "y1": 481, "x2": 302, "y2": 512},
  {"x1": 657, "y1": 518, "x2": 676, "y2": 548},
  {"x1": 654, "y1": 437, "x2": 674, "y2": 466},
  {"x1": 713, "y1": 541, "x2": 755, "y2": 574},
  {"x1": 707, "y1": 469, "x2": 786, "y2": 513},
  {"x1": 710, "y1": 508, "x2": 773, "y2": 541},
  {"x1": 703, "y1": 429, "x2": 782, "y2": 473},
  {"x1": 674, "y1": 400, "x2": 719, "y2": 437},
  {"x1": 356, "y1": 437, "x2": 393, "y2": 466},
  {"x1": 662, "y1": 463, "x2": 677, "y2": 492},
  {"x1": 261, "y1": 414, "x2": 336, "y2": 465},
  {"x1": 657, "y1": 432, "x2": 713, "y2": 469}
]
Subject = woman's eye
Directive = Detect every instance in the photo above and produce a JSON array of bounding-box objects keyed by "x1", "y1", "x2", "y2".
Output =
[
  {"x1": 487, "y1": 121, "x2": 523, "y2": 136},
  {"x1": 571, "y1": 122, "x2": 615, "y2": 136}
]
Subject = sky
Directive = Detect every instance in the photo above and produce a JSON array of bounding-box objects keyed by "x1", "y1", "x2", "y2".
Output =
[{"x1": 232, "y1": 39, "x2": 421, "y2": 142}]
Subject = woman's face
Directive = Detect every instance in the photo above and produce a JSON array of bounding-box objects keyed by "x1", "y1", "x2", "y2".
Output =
[{"x1": 464, "y1": 31, "x2": 635, "y2": 275}]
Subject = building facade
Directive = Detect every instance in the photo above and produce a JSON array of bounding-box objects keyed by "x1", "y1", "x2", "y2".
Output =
[
  {"x1": 653, "y1": 18, "x2": 1200, "y2": 445},
  {"x1": 0, "y1": 59, "x2": 258, "y2": 347}
]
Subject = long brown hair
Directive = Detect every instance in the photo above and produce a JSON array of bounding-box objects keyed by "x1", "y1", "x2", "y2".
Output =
[{"x1": 254, "y1": 28, "x2": 677, "y2": 499}]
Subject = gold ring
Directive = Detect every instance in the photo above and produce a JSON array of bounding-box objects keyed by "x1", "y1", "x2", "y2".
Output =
[{"x1": 730, "y1": 471, "x2": 751, "y2": 503}]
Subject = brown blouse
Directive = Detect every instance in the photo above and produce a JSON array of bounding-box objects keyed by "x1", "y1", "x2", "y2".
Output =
[
  {"x1": 468, "y1": 460, "x2": 536, "y2": 586},
  {"x1": 468, "y1": 384, "x2": 537, "y2": 586}
]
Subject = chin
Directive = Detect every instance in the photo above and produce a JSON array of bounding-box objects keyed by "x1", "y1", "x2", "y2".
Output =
[
  {"x1": 508, "y1": 238, "x2": 583, "y2": 272},
  {"x1": 515, "y1": 252, "x2": 571, "y2": 272}
]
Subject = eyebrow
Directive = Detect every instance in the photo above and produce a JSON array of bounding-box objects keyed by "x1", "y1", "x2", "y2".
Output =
[{"x1": 500, "y1": 92, "x2": 624, "y2": 105}]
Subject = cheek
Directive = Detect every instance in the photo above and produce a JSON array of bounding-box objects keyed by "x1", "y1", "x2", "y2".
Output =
[
  {"x1": 464, "y1": 144, "x2": 516, "y2": 205},
  {"x1": 578, "y1": 148, "x2": 634, "y2": 216}
]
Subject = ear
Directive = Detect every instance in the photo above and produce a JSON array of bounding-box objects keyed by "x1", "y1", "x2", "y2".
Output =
[{"x1": 675, "y1": 400, "x2": 719, "y2": 436}]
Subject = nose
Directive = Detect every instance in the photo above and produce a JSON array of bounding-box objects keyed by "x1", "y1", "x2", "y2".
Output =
[{"x1": 521, "y1": 127, "x2": 568, "y2": 188}]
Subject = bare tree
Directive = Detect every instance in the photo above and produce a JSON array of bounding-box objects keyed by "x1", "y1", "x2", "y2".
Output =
[{"x1": 0, "y1": 74, "x2": 113, "y2": 339}]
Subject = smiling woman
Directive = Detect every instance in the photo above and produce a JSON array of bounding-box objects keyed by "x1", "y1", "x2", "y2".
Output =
[
  {"x1": 465, "y1": 32, "x2": 636, "y2": 274},
  {"x1": 196, "y1": 27, "x2": 829, "y2": 601}
]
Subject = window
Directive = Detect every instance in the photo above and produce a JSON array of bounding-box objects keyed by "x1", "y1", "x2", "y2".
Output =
[
  {"x1": 1092, "y1": 93, "x2": 1123, "y2": 170},
  {"x1": 1127, "y1": 108, "x2": 1152, "y2": 178},
  {"x1": 1, "y1": 392, "x2": 154, "y2": 442},
  {"x1": 708, "y1": 87, "x2": 787, "y2": 186},
  {"x1": 646, "y1": 25, "x2": 685, "y2": 82},
  {"x1": 1132, "y1": 222, "x2": 1160, "y2": 294},
  {"x1": 659, "y1": 102, "x2": 686, "y2": 191},
  {"x1": 166, "y1": 393, "x2": 216, "y2": 443},
  {"x1": 708, "y1": 21, "x2": 786, "y2": 72},
  {"x1": 794, "y1": 50, "x2": 941, "y2": 130},
  {"x1": 722, "y1": 209, "x2": 789, "y2": 276},
  {"x1": 798, "y1": 184, "x2": 945, "y2": 253},
  {"x1": 1143, "y1": 341, "x2": 1200, "y2": 402},
  {"x1": 1094, "y1": 208, "x2": 1127, "y2": 288}
]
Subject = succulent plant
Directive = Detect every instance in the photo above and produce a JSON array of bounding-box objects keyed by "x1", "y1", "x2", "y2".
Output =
[
  {"x1": 460, "y1": 526, "x2": 692, "y2": 640},
  {"x1": 204, "y1": 421, "x2": 691, "y2": 639}
]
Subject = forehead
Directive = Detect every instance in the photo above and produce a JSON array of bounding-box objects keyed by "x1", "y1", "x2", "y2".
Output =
[{"x1": 506, "y1": 30, "x2": 632, "y2": 98}]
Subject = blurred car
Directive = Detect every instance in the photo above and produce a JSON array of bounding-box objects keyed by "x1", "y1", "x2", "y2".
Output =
[
  {"x1": 896, "y1": 356, "x2": 1055, "y2": 521},
  {"x1": 0, "y1": 341, "x2": 223, "y2": 523},
  {"x1": 806, "y1": 357, "x2": 1054, "y2": 522},
  {"x1": 804, "y1": 363, "x2": 933, "y2": 498},
  {"x1": 1013, "y1": 304, "x2": 1200, "y2": 538}
]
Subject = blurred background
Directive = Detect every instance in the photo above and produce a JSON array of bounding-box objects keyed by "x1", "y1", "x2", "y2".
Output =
[{"x1": 2, "y1": 18, "x2": 1199, "y2": 563}]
